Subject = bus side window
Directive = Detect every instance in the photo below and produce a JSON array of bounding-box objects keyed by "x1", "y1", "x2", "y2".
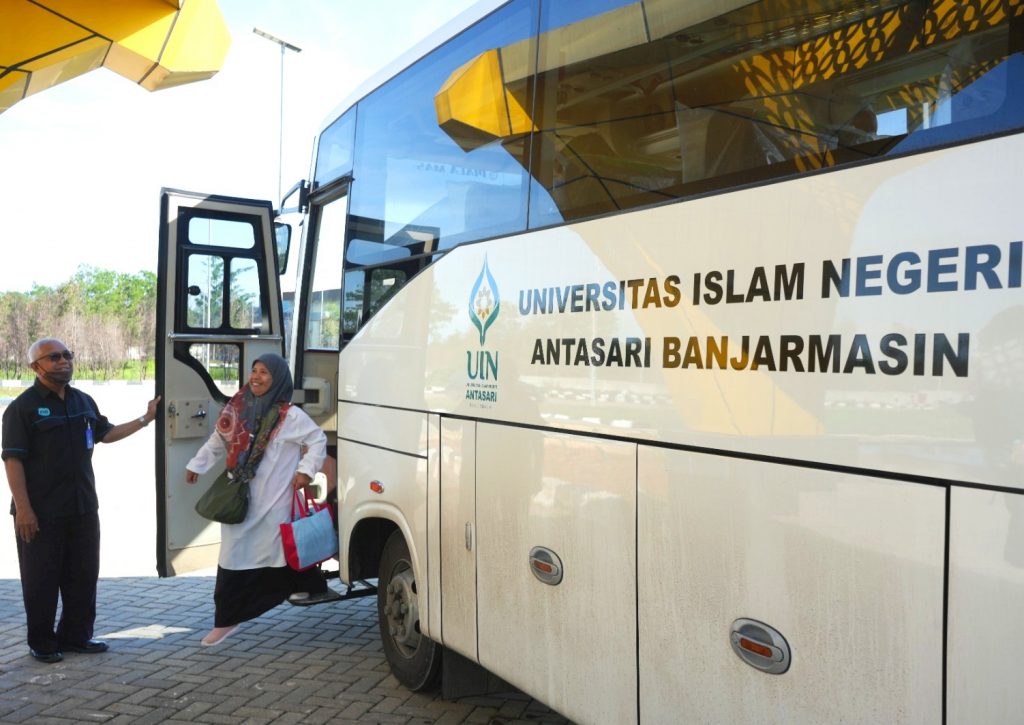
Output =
[
  {"x1": 368, "y1": 268, "x2": 407, "y2": 317},
  {"x1": 339, "y1": 266, "x2": 412, "y2": 341},
  {"x1": 525, "y1": 1, "x2": 1024, "y2": 225},
  {"x1": 341, "y1": 269, "x2": 364, "y2": 339},
  {"x1": 304, "y1": 201, "x2": 346, "y2": 351},
  {"x1": 305, "y1": 283, "x2": 342, "y2": 350}
]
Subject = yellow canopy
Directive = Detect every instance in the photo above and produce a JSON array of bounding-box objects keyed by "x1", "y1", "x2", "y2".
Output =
[{"x1": 0, "y1": 0, "x2": 230, "y2": 114}]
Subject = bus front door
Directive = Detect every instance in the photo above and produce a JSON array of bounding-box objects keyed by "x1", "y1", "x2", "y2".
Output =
[{"x1": 155, "y1": 189, "x2": 283, "y2": 576}]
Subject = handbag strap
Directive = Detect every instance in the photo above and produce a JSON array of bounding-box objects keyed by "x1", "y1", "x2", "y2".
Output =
[{"x1": 291, "y1": 490, "x2": 310, "y2": 520}]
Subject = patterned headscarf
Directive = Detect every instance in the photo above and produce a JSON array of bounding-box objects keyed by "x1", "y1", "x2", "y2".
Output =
[
  {"x1": 245, "y1": 353, "x2": 294, "y2": 430},
  {"x1": 215, "y1": 353, "x2": 294, "y2": 471}
]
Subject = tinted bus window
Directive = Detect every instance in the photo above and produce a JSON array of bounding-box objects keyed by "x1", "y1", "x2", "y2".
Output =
[
  {"x1": 315, "y1": 109, "x2": 356, "y2": 186},
  {"x1": 305, "y1": 197, "x2": 346, "y2": 350},
  {"x1": 346, "y1": 0, "x2": 538, "y2": 259},
  {"x1": 527, "y1": 0, "x2": 1024, "y2": 226}
]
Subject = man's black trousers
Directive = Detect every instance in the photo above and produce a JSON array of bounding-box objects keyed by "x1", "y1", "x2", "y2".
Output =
[{"x1": 15, "y1": 511, "x2": 100, "y2": 653}]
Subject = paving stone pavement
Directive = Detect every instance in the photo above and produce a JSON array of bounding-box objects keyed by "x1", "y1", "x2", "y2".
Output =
[{"x1": 0, "y1": 575, "x2": 571, "y2": 724}]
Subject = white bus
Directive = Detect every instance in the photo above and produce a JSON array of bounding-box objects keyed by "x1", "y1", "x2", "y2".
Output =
[{"x1": 156, "y1": 1, "x2": 1024, "y2": 722}]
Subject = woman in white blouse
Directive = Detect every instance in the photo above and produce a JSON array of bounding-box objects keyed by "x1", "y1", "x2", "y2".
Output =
[{"x1": 186, "y1": 353, "x2": 329, "y2": 646}]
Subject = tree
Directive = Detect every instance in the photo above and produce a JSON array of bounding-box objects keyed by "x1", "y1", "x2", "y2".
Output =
[{"x1": 0, "y1": 266, "x2": 157, "y2": 380}]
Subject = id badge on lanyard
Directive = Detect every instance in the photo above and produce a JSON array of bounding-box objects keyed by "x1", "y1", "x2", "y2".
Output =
[{"x1": 86, "y1": 421, "x2": 93, "y2": 449}]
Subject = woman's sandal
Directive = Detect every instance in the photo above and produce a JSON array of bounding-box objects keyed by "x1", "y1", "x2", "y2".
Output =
[{"x1": 200, "y1": 624, "x2": 238, "y2": 647}]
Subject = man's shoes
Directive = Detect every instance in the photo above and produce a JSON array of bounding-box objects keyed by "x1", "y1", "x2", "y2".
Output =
[
  {"x1": 62, "y1": 639, "x2": 109, "y2": 654},
  {"x1": 29, "y1": 648, "x2": 63, "y2": 663}
]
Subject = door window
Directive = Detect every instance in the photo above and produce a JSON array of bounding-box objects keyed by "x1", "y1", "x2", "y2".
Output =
[
  {"x1": 185, "y1": 253, "x2": 224, "y2": 329},
  {"x1": 183, "y1": 254, "x2": 264, "y2": 332},
  {"x1": 187, "y1": 343, "x2": 243, "y2": 397},
  {"x1": 187, "y1": 216, "x2": 256, "y2": 248},
  {"x1": 229, "y1": 258, "x2": 263, "y2": 330}
]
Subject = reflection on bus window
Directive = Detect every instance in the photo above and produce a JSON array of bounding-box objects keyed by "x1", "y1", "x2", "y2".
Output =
[
  {"x1": 282, "y1": 293, "x2": 294, "y2": 356},
  {"x1": 368, "y1": 268, "x2": 407, "y2": 316},
  {"x1": 307, "y1": 287, "x2": 341, "y2": 350},
  {"x1": 345, "y1": 215, "x2": 439, "y2": 266},
  {"x1": 346, "y1": 0, "x2": 536, "y2": 253},
  {"x1": 229, "y1": 258, "x2": 262, "y2": 330},
  {"x1": 315, "y1": 109, "x2": 356, "y2": 186},
  {"x1": 342, "y1": 270, "x2": 364, "y2": 335},
  {"x1": 339, "y1": 267, "x2": 413, "y2": 339},
  {"x1": 188, "y1": 343, "x2": 241, "y2": 398},
  {"x1": 187, "y1": 216, "x2": 256, "y2": 248},
  {"x1": 305, "y1": 198, "x2": 346, "y2": 350},
  {"x1": 521, "y1": 0, "x2": 1024, "y2": 224}
]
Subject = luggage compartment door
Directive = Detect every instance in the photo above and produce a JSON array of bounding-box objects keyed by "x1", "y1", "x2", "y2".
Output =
[
  {"x1": 476, "y1": 424, "x2": 637, "y2": 725},
  {"x1": 638, "y1": 447, "x2": 945, "y2": 723}
]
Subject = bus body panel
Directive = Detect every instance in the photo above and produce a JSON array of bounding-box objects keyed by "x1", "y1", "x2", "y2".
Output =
[
  {"x1": 337, "y1": 406, "x2": 431, "y2": 630},
  {"x1": 340, "y1": 134, "x2": 1024, "y2": 491},
  {"x1": 439, "y1": 417, "x2": 478, "y2": 660},
  {"x1": 948, "y1": 487, "x2": 1024, "y2": 723},
  {"x1": 638, "y1": 447, "x2": 945, "y2": 723},
  {"x1": 475, "y1": 423, "x2": 637, "y2": 725},
  {"x1": 334, "y1": 130, "x2": 1022, "y2": 718},
  {"x1": 337, "y1": 400, "x2": 429, "y2": 457}
]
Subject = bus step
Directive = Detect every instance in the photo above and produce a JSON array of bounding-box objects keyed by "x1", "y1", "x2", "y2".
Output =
[
  {"x1": 288, "y1": 580, "x2": 377, "y2": 606},
  {"x1": 340, "y1": 580, "x2": 378, "y2": 600}
]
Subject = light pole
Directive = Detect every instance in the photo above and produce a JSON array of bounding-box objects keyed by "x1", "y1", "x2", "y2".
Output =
[{"x1": 253, "y1": 27, "x2": 301, "y2": 206}]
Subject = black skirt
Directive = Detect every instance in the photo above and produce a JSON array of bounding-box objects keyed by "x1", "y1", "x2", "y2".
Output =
[{"x1": 213, "y1": 565, "x2": 326, "y2": 627}]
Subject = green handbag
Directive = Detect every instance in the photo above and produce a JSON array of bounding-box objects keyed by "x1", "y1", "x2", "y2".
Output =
[
  {"x1": 194, "y1": 403, "x2": 283, "y2": 524},
  {"x1": 194, "y1": 469, "x2": 250, "y2": 524}
]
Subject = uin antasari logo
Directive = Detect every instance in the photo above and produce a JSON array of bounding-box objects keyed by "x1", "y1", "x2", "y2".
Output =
[
  {"x1": 469, "y1": 256, "x2": 500, "y2": 345},
  {"x1": 465, "y1": 257, "x2": 500, "y2": 404}
]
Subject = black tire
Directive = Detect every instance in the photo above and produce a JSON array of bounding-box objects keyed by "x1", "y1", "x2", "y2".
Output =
[{"x1": 378, "y1": 530, "x2": 441, "y2": 691}]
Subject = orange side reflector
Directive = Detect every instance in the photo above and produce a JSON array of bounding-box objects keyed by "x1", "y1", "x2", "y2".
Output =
[
  {"x1": 739, "y1": 637, "x2": 773, "y2": 658},
  {"x1": 369, "y1": 480, "x2": 384, "y2": 494}
]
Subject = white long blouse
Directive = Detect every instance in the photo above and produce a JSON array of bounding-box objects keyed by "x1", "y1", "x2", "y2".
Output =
[{"x1": 186, "y1": 406, "x2": 327, "y2": 570}]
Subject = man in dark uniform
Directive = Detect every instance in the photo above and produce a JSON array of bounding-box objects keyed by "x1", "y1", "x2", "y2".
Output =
[{"x1": 2, "y1": 338, "x2": 160, "y2": 663}]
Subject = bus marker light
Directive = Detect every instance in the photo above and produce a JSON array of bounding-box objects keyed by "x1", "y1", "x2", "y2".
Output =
[
  {"x1": 370, "y1": 480, "x2": 384, "y2": 494},
  {"x1": 729, "y1": 618, "x2": 791, "y2": 674},
  {"x1": 528, "y1": 546, "x2": 563, "y2": 585},
  {"x1": 739, "y1": 637, "x2": 773, "y2": 658}
]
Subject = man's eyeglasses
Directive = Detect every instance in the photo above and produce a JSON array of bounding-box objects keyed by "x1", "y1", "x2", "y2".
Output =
[{"x1": 33, "y1": 351, "x2": 75, "y2": 364}]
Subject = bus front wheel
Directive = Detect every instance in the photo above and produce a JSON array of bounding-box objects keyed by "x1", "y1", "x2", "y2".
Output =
[{"x1": 377, "y1": 530, "x2": 441, "y2": 691}]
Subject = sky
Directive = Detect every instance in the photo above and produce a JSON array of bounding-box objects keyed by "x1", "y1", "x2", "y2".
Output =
[{"x1": 0, "y1": 0, "x2": 480, "y2": 293}]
